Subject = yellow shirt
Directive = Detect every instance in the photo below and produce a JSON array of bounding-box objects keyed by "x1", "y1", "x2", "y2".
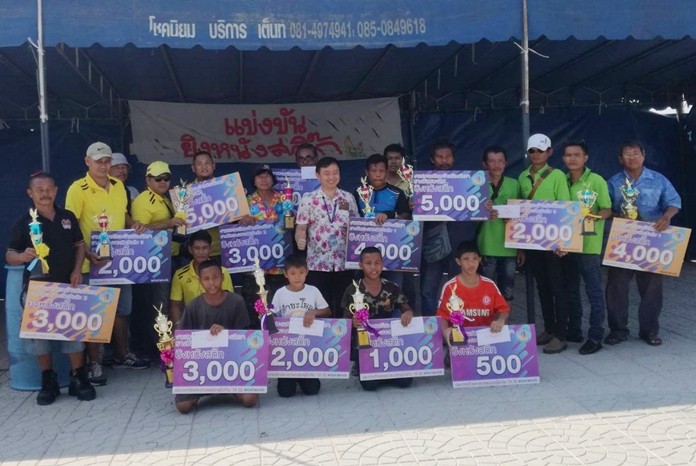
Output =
[
  {"x1": 170, "y1": 261, "x2": 234, "y2": 305},
  {"x1": 65, "y1": 173, "x2": 128, "y2": 273},
  {"x1": 131, "y1": 188, "x2": 180, "y2": 256}
]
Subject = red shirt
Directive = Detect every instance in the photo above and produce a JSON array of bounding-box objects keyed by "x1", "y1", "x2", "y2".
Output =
[{"x1": 436, "y1": 275, "x2": 510, "y2": 327}]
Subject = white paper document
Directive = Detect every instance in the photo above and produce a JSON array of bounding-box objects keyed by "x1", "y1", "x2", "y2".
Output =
[
  {"x1": 191, "y1": 330, "x2": 229, "y2": 349},
  {"x1": 494, "y1": 204, "x2": 521, "y2": 219},
  {"x1": 288, "y1": 317, "x2": 324, "y2": 337},
  {"x1": 301, "y1": 166, "x2": 316, "y2": 179},
  {"x1": 391, "y1": 317, "x2": 425, "y2": 336},
  {"x1": 476, "y1": 326, "x2": 512, "y2": 346}
]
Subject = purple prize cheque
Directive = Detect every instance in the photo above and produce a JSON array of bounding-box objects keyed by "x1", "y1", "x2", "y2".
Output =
[
  {"x1": 413, "y1": 170, "x2": 490, "y2": 221},
  {"x1": 273, "y1": 168, "x2": 320, "y2": 207},
  {"x1": 89, "y1": 230, "x2": 172, "y2": 285},
  {"x1": 172, "y1": 173, "x2": 250, "y2": 234},
  {"x1": 220, "y1": 221, "x2": 293, "y2": 273},
  {"x1": 173, "y1": 330, "x2": 268, "y2": 394},
  {"x1": 20, "y1": 281, "x2": 120, "y2": 343},
  {"x1": 450, "y1": 324, "x2": 540, "y2": 388},
  {"x1": 268, "y1": 318, "x2": 352, "y2": 378},
  {"x1": 345, "y1": 218, "x2": 423, "y2": 272},
  {"x1": 358, "y1": 317, "x2": 444, "y2": 381},
  {"x1": 603, "y1": 218, "x2": 692, "y2": 277},
  {"x1": 504, "y1": 200, "x2": 583, "y2": 253}
]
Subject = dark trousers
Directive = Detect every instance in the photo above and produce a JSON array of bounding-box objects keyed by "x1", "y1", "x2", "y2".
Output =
[
  {"x1": 307, "y1": 270, "x2": 355, "y2": 318},
  {"x1": 354, "y1": 352, "x2": 413, "y2": 391},
  {"x1": 277, "y1": 378, "x2": 321, "y2": 397},
  {"x1": 563, "y1": 254, "x2": 606, "y2": 341},
  {"x1": 606, "y1": 267, "x2": 663, "y2": 337},
  {"x1": 131, "y1": 282, "x2": 170, "y2": 357},
  {"x1": 527, "y1": 250, "x2": 569, "y2": 339}
]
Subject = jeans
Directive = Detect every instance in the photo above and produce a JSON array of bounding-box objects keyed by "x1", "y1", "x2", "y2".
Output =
[
  {"x1": 606, "y1": 267, "x2": 663, "y2": 337},
  {"x1": 481, "y1": 256, "x2": 516, "y2": 300},
  {"x1": 526, "y1": 250, "x2": 569, "y2": 339},
  {"x1": 563, "y1": 254, "x2": 605, "y2": 341}
]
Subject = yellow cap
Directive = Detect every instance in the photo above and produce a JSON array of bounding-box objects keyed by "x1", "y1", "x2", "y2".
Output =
[{"x1": 146, "y1": 161, "x2": 171, "y2": 177}]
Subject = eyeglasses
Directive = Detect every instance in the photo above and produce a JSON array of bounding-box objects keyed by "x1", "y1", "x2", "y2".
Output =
[{"x1": 151, "y1": 175, "x2": 171, "y2": 182}]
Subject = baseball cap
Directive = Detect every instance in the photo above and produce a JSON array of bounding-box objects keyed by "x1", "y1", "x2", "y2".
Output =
[
  {"x1": 146, "y1": 161, "x2": 171, "y2": 177},
  {"x1": 527, "y1": 134, "x2": 552, "y2": 152},
  {"x1": 251, "y1": 163, "x2": 277, "y2": 185},
  {"x1": 86, "y1": 142, "x2": 112, "y2": 160},
  {"x1": 111, "y1": 153, "x2": 130, "y2": 167}
]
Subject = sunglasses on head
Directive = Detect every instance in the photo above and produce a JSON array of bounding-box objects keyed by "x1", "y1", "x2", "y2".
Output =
[{"x1": 151, "y1": 174, "x2": 171, "y2": 182}]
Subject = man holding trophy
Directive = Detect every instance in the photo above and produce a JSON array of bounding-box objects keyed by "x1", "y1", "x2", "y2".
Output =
[{"x1": 605, "y1": 141, "x2": 681, "y2": 347}]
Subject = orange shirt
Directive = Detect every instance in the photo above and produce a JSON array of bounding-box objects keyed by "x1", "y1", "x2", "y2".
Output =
[{"x1": 436, "y1": 275, "x2": 510, "y2": 327}]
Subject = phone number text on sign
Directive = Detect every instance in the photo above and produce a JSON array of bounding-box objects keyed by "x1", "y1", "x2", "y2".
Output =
[{"x1": 504, "y1": 200, "x2": 583, "y2": 253}]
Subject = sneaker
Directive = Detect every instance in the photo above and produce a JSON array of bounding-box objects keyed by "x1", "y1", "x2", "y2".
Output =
[
  {"x1": 579, "y1": 339, "x2": 603, "y2": 355},
  {"x1": 536, "y1": 331, "x2": 554, "y2": 346},
  {"x1": 37, "y1": 370, "x2": 60, "y2": 405},
  {"x1": 88, "y1": 361, "x2": 107, "y2": 386},
  {"x1": 543, "y1": 337, "x2": 567, "y2": 354},
  {"x1": 69, "y1": 366, "x2": 96, "y2": 401},
  {"x1": 113, "y1": 353, "x2": 151, "y2": 370}
]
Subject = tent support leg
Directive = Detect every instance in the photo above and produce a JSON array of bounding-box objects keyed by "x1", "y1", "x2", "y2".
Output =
[{"x1": 37, "y1": 0, "x2": 50, "y2": 172}]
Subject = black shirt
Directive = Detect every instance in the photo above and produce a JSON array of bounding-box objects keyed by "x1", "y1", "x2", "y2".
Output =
[{"x1": 7, "y1": 206, "x2": 83, "y2": 283}]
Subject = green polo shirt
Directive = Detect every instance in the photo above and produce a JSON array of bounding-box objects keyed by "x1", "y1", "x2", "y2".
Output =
[
  {"x1": 478, "y1": 176, "x2": 519, "y2": 257},
  {"x1": 567, "y1": 168, "x2": 611, "y2": 255},
  {"x1": 518, "y1": 164, "x2": 570, "y2": 201}
]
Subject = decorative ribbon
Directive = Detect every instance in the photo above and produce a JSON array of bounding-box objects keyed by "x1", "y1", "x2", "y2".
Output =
[{"x1": 355, "y1": 307, "x2": 380, "y2": 338}]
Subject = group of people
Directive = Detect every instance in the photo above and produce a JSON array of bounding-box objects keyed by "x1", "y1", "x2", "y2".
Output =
[{"x1": 6, "y1": 133, "x2": 681, "y2": 411}]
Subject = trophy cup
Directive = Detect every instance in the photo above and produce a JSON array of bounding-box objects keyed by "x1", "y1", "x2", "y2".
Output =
[
  {"x1": 28, "y1": 208, "x2": 50, "y2": 275},
  {"x1": 577, "y1": 185, "x2": 602, "y2": 236},
  {"x1": 620, "y1": 178, "x2": 640, "y2": 220},
  {"x1": 96, "y1": 210, "x2": 112, "y2": 260},
  {"x1": 397, "y1": 162, "x2": 415, "y2": 197},
  {"x1": 348, "y1": 280, "x2": 379, "y2": 348},
  {"x1": 282, "y1": 176, "x2": 296, "y2": 230},
  {"x1": 253, "y1": 259, "x2": 278, "y2": 334},
  {"x1": 172, "y1": 180, "x2": 191, "y2": 237},
  {"x1": 153, "y1": 304, "x2": 174, "y2": 388},
  {"x1": 356, "y1": 177, "x2": 375, "y2": 218},
  {"x1": 446, "y1": 282, "x2": 470, "y2": 346}
]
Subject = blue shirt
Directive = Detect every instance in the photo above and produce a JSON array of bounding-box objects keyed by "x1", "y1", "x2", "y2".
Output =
[
  {"x1": 354, "y1": 184, "x2": 409, "y2": 218},
  {"x1": 607, "y1": 167, "x2": 681, "y2": 222}
]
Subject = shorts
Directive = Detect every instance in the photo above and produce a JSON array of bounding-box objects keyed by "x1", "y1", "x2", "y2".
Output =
[
  {"x1": 83, "y1": 274, "x2": 132, "y2": 316},
  {"x1": 25, "y1": 338, "x2": 84, "y2": 356}
]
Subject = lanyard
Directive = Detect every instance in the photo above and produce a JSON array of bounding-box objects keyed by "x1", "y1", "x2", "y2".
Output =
[
  {"x1": 322, "y1": 194, "x2": 337, "y2": 223},
  {"x1": 490, "y1": 178, "x2": 504, "y2": 201}
]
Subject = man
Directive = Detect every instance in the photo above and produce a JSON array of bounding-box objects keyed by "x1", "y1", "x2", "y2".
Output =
[
  {"x1": 384, "y1": 143, "x2": 411, "y2": 194},
  {"x1": 109, "y1": 153, "x2": 139, "y2": 200},
  {"x1": 191, "y1": 150, "x2": 221, "y2": 259},
  {"x1": 477, "y1": 145, "x2": 522, "y2": 302},
  {"x1": 6, "y1": 173, "x2": 95, "y2": 404},
  {"x1": 65, "y1": 142, "x2": 149, "y2": 385},
  {"x1": 295, "y1": 143, "x2": 318, "y2": 167},
  {"x1": 605, "y1": 141, "x2": 681, "y2": 347},
  {"x1": 561, "y1": 141, "x2": 612, "y2": 355},
  {"x1": 130, "y1": 161, "x2": 186, "y2": 360},
  {"x1": 518, "y1": 133, "x2": 571, "y2": 354},
  {"x1": 355, "y1": 153, "x2": 410, "y2": 225}
]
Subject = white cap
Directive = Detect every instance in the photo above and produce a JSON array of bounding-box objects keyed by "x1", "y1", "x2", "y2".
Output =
[
  {"x1": 527, "y1": 133, "x2": 552, "y2": 152},
  {"x1": 111, "y1": 153, "x2": 130, "y2": 167},
  {"x1": 86, "y1": 142, "x2": 112, "y2": 160}
]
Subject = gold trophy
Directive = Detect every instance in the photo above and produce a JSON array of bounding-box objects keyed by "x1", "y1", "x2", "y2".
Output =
[
  {"x1": 446, "y1": 282, "x2": 467, "y2": 346},
  {"x1": 577, "y1": 185, "x2": 602, "y2": 236},
  {"x1": 282, "y1": 176, "x2": 296, "y2": 230},
  {"x1": 620, "y1": 178, "x2": 640, "y2": 220},
  {"x1": 397, "y1": 162, "x2": 415, "y2": 197},
  {"x1": 254, "y1": 259, "x2": 278, "y2": 334},
  {"x1": 28, "y1": 208, "x2": 50, "y2": 275},
  {"x1": 356, "y1": 177, "x2": 375, "y2": 218},
  {"x1": 348, "y1": 280, "x2": 371, "y2": 348},
  {"x1": 153, "y1": 304, "x2": 174, "y2": 388},
  {"x1": 96, "y1": 210, "x2": 112, "y2": 260},
  {"x1": 172, "y1": 180, "x2": 191, "y2": 236}
]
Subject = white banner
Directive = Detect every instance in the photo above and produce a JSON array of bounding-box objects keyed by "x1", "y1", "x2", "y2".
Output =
[{"x1": 129, "y1": 98, "x2": 402, "y2": 165}]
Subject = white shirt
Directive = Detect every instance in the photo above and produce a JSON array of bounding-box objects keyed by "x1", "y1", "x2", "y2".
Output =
[{"x1": 271, "y1": 285, "x2": 329, "y2": 318}]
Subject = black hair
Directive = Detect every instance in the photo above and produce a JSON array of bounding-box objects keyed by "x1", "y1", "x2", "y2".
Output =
[
  {"x1": 189, "y1": 230, "x2": 213, "y2": 246},
  {"x1": 365, "y1": 153, "x2": 387, "y2": 170},
  {"x1": 430, "y1": 138, "x2": 456, "y2": 159},
  {"x1": 383, "y1": 143, "x2": 405, "y2": 158},
  {"x1": 315, "y1": 156, "x2": 340, "y2": 173},
  {"x1": 619, "y1": 140, "x2": 645, "y2": 157},
  {"x1": 359, "y1": 246, "x2": 382, "y2": 259},
  {"x1": 294, "y1": 143, "x2": 318, "y2": 158},
  {"x1": 455, "y1": 241, "x2": 481, "y2": 258},
  {"x1": 198, "y1": 259, "x2": 222, "y2": 275},
  {"x1": 482, "y1": 145, "x2": 507, "y2": 163},
  {"x1": 192, "y1": 150, "x2": 214, "y2": 163},
  {"x1": 562, "y1": 141, "x2": 588, "y2": 155},
  {"x1": 252, "y1": 167, "x2": 278, "y2": 187},
  {"x1": 28, "y1": 171, "x2": 55, "y2": 189},
  {"x1": 284, "y1": 254, "x2": 308, "y2": 270}
]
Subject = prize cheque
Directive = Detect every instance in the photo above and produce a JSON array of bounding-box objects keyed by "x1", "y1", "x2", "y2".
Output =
[
  {"x1": 20, "y1": 281, "x2": 120, "y2": 343},
  {"x1": 603, "y1": 218, "x2": 692, "y2": 277},
  {"x1": 273, "y1": 168, "x2": 320, "y2": 207},
  {"x1": 504, "y1": 200, "x2": 583, "y2": 253},
  {"x1": 220, "y1": 222, "x2": 293, "y2": 273},
  {"x1": 345, "y1": 218, "x2": 423, "y2": 272},
  {"x1": 413, "y1": 170, "x2": 490, "y2": 221}
]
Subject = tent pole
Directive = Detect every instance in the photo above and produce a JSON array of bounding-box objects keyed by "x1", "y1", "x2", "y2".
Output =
[
  {"x1": 521, "y1": 0, "x2": 535, "y2": 325},
  {"x1": 37, "y1": 0, "x2": 50, "y2": 172}
]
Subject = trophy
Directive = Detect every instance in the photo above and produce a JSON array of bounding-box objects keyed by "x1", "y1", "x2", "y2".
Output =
[
  {"x1": 620, "y1": 178, "x2": 640, "y2": 220},
  {"x1": 96, "y1": 210, "x2": 112, "y2": 260},
  {"x1": 397, "y1": 162, "x2": 415, "y2": 197},
  {"x1": 28, "y1": 208, "x2": 50, "y2": 275},
  {"x1": 172, "y1": 180, "x2": 191, "y2": 236},
  {"x1": 153, "y1": 304, "x2": 174, "y2": 388},
  {"x1": 577, "y1": 185, "x2": 602, "y2": 236},
  {"x1": 253, "y1": 259, "x2": 278, "y2": 334},
  {"x1": 282, "y1": 176, "x2": 296, "y2": 230},
  {"x1": 446, "y1": 282, "x2": 471, "y2": 346},
  {"x1": 356, "y1": 177, "x2": 375, "y2": 218},
  {"x1": 348, "y1": 280, "x2": 379, "y2": 348}
]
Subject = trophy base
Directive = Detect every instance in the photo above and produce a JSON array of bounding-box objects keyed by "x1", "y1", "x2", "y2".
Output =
[
  {"x1": 581, "y1": 217, "x2": 599, "y2": 236},
  {"x1": 284, "y1": 215, "x2": 295, "y2": 230},
  {"x1": 357, "y1": 328, "x2": 371, "y2": 349},
  {"x1": 449, "y1": 327, "x2": 467, "y2": 346},
  {"x1": 175, "y1": 225, "x2": 187, "y2": 236},
  {"x1": 97, "y1": 243, "x2": 112, "y2": 261},
  {"x1": 364, "y1": 212, "x2": 376, "y2": 219}
]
